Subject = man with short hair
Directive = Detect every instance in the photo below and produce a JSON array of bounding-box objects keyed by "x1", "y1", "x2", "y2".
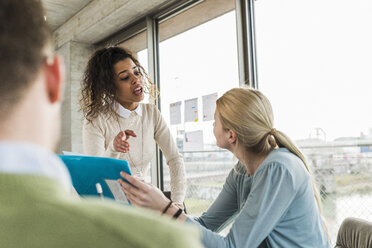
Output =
[{"x1": 0, "y1": 1, "x2": 203, "y2": 247}]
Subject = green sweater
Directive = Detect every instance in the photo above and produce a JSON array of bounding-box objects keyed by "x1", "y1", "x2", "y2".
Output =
[{"x1": 0, "y1": 173, "x2": 203, "y2": 248}]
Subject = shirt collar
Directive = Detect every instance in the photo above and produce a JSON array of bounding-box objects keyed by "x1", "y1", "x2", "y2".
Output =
[
  {"x1": 114, "y1": 101, "x2": 142, "y2": 119},
  {"x1": 0, "y1": 141, "x2": 72, "y2": 192}
]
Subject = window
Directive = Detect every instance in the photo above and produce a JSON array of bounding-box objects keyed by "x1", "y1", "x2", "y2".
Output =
[
  {"x1": 255, "y1": 0, "x2": 372, "y2": 243},
  {"x1": 158, "y1": 0, "x2": 238, "y2": 215}
]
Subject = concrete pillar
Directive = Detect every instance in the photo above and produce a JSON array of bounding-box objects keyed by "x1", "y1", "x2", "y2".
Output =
[{"x1": 56, "y1": 41, "x2": 93, "y2": 154}]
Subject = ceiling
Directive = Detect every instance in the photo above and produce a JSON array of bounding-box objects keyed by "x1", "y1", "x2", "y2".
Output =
[
  {"x1": 41, "y1": 0, "x2": 175, "y2": 47},
  {"x1": 42, "y1": 0, "x2": 93, "y2": 31}
]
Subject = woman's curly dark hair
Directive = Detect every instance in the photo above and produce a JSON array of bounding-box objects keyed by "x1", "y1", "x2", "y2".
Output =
[{"x1": 80, "y1": 46, "x2": 157, "y2": 122}]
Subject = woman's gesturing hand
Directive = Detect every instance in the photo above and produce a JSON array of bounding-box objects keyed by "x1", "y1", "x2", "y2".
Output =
[
  {"x1": 113, "y1": 130, "x2": 136, "y2": 153},
  {"x1": 118, "y1": 172, "x2": 170, "y2": 211}
]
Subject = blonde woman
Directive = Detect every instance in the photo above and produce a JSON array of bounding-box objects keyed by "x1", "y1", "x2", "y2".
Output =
[{"x1": 119, "y1": 87, "x2": 330, "y2": 248}]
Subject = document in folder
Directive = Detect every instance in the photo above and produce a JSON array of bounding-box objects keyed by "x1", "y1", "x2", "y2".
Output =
[{"x1": 58, "y1": 155, "x2": 131, "y2": 201}]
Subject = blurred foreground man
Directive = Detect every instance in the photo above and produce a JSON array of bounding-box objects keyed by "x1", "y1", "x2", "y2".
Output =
[{"x1": 0, "y1": 1, "x2": 203, "y2": 247}]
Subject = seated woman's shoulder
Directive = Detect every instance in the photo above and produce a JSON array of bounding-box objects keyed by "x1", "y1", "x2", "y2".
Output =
[
  {"x1": 233, "y1": 161, "x2": 248, "y2": 176},
  {"x1": 267, "y1": 148, "x2": 303, "y2": 167}
]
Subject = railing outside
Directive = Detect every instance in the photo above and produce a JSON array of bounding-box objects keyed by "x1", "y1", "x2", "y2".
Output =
[{"x1": 163, "y1": 139, "x2": 372, "y2": 244}]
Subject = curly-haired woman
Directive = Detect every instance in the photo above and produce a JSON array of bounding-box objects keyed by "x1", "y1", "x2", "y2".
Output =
[{"x1": 80, "y1": 46, "x2": 186, "y2": 206}]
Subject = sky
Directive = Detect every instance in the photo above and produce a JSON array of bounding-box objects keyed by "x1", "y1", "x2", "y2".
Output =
[
  {"x1": 138, "y1": 0, "x2": 372, "y2": 144},
  {"x1": 255, "y1": 0, "x2": 372, "y2": 141}
]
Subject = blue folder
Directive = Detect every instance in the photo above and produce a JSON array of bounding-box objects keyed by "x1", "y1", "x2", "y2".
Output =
[{"x1": 58, "y1": 155, "x2": 131, "y2": 200}]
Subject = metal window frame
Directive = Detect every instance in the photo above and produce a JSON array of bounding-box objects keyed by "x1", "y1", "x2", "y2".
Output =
[
  {"x1": 236, "y1": 0, "x2": 258, "y2": 88},
  {"x1": 146, "y1": 16, "x2": 164, "y2": 189},
  {"x1": 145, "y1": 0, "x2": 203, "y2": 190}
]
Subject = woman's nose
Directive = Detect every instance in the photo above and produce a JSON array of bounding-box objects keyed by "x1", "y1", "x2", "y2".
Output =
[{"x1": 131, "y1": 74, "x2": 139, "y2": 84}]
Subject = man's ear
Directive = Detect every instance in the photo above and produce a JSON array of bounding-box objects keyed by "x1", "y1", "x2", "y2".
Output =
[
  {"x1": 45, "y1": 55, "x2": 64, "y2": 104},
  {"x1": 228, "y1": 129, "x2": 237, "y2": 144}
]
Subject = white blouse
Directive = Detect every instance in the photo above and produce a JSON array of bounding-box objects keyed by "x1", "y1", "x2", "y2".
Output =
[{"x1": 82, "y1": 103, "x2": 186, "y2": 204}]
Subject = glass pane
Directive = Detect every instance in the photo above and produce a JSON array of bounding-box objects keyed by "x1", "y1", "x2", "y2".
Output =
[
  {"x1": 255, "y1": 0, "x2": 372, "y2": 244},
  {"x1": 158, "y1": 5, "x2": 239, "y2": 215}
]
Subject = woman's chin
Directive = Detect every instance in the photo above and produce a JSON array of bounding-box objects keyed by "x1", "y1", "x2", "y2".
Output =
[{"x1": 138, "y1": 93, "x2": 145, "y2": 101}]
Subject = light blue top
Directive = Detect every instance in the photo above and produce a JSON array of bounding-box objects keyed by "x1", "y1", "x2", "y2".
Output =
[
  {"x1": 187, "y1": 148, "x2": 330, "y2": 248},
  {"x1": 0, "y1": 142, "x2": 72, "y2": 191}
]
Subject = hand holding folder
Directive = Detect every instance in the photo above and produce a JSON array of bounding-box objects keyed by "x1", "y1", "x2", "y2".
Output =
[{"x1": 58, "y1": 155, "x2": 131, "y2": 202}]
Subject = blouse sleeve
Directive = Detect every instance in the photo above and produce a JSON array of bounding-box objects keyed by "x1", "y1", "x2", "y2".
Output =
[
  {"x1": 190, "y1": 168, "x2": 240, "y2": 232},
  {"x1": 82, "y1": 118, "x2": 121, "y2": 159},
  {"x1": 187, "y1": 162, "x2": 296, "y2": 248},
  {"x1": 152, "y1": 105, "x2": 186, "y2": 204}
]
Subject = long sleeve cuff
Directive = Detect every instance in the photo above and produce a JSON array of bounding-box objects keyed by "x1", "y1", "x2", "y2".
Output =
[
  {"x1": 104, "y1": 140, "x2": 121, "y2": 159},
  {"x1": 170, "y1": 190, "x2": 186, "y2": 205},
  {"x1": 168, "y1": 159, "x2": 187, "y2": 204}
]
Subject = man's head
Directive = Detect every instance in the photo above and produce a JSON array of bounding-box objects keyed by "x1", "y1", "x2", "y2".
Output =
[{"x1": 0, "y1": 0, "x2": 64, "y2": 150}]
